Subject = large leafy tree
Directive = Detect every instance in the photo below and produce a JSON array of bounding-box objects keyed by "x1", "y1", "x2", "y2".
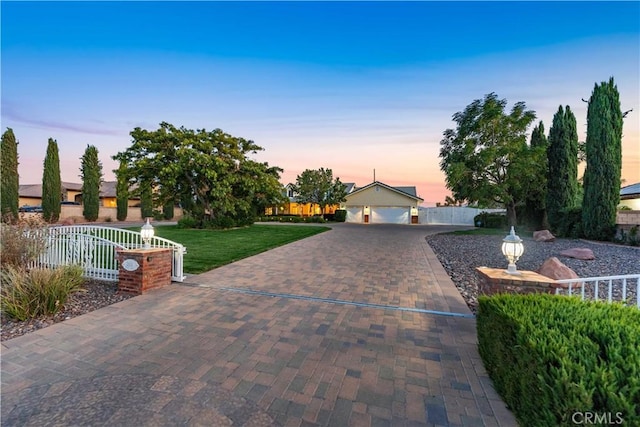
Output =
[
  {"x1": 42, "y1": 138, "x2": 62, "y2": 223},
  {"x1": 582, "y1": 77, "x2": 623, "y2": 241},
  {"x1": 546, "y1": 106, "x2": 579, "y2": 231},
  {"x1": 439, "y1": 93, "x2": 538, "y2": 226},
  {"x1": 113, "y1": 122, "x2": 285, "y2": 227},
  {"x1": 1, "y1": 128, "x2": 19, "y2": 221},
  {"x1": 115, "y1": 160, "x2": 129, "y2": 221},
  {"x1": 80, "y1": 145, "x2": 103, "y2": 222},
  {"x1": 293, "y1": 168, "x2": 348, "y2": 214}
]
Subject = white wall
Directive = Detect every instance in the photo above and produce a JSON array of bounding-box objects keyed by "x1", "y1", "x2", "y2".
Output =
[{"x1": 419, "y1": 207, "x2": 505, "y2": 225}]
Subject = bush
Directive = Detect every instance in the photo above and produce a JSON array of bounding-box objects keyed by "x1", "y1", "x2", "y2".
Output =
[
  {"x1": 473, "y1": 212, "x2": 507, "y2": 229},
  {"x1": 177, "y1": 215, "x2": 199, "y2": 229},
  {"x1": 1, "y1": 265, "x2": 85, "y2": 321},
  {"x1": 0, "y1": 216, "x2": 48, "y2": 270},
  {"x1": 477, "y1": 294, "x2": 640, "y2": 426},
  {"x1": 555, "y1": 207, "x2": 584, "y2": 238},
  {"x1": 334, "y1": 209, "x2": 347, "y2": 222}
]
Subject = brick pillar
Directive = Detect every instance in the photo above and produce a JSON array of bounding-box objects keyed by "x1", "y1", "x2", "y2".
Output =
[
  {"x1": 116, "y1": 248, "x2": 173, "y2": 295},
  {"x1": 476, "y1": 266, "x2": 568, "y2": 296}
]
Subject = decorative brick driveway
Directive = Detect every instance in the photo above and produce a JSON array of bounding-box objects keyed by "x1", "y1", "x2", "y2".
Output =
[{"x1": 1, "y1": 224, "x2": 516, "y2": 426}]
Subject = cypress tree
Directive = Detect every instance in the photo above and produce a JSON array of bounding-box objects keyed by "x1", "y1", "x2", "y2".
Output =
[
  {"x1": 582, "y1": 77, "x2": 623, "y2": 241},
  {"x1": 546, "y1": 105, "x2": 579, "y2": 231},
  {"x1": 116, "y1": 160, "x2": 129, "y2": 221},
  {"x1": 1, "y1": 128, "x2": 19, "y2": 222},
  {"x1": 42, "y1": 138, "x2": 62, "y2": 223},
  {"x1": 522, "y1": 121, "x2": 548, "y2": 229},
  {"x1": 80, "y1": 145, "x2": 103, "y2": 222},
  {"x1": 140, "y1": 180, "x2": 154, "y2": 219}
]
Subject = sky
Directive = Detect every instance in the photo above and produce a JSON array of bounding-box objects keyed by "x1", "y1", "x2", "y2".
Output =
[{"x1": 1, "y1": 1, "x2": 639, "y2": 206}]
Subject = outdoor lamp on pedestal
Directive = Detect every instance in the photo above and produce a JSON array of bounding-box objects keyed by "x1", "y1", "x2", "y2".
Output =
[
  {"x1": 141, "y1": 218, "x2": 154, "y2": 249},
  {"x1": 502, "y1": 226, "x2": 524, "y2": 275}
]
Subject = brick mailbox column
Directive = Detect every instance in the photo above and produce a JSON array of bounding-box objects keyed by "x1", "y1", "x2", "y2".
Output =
[
  {"x1": 116, "y1": 248, "x2": 173, "y2": 295},
  {"x1": 476, "y1": 266, "x2": 568, "y2": 296}
]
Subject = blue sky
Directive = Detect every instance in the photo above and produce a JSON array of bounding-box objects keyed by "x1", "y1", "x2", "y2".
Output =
[{"x1": 2, "y1": 1, "x2": 639, "y2": 205}]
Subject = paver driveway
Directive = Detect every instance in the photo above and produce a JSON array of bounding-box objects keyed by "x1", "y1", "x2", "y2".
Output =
[{"x1": 1, "y1": 223, "x2": 517, "y2": 426}]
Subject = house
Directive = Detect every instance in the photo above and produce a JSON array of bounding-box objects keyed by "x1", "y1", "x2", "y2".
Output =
[
  {"x1": 18, "y1": 181, "x2": 139, "y2": 208},
  {"x1": 619, "y1": 183, "x2": 640, "y2": 210},
  {"x1": 342, "y1": 181, "x2": 423, "y2": 224},
  {"x1": 267, "y1": 182, "x2": 357, "y2": 216}
]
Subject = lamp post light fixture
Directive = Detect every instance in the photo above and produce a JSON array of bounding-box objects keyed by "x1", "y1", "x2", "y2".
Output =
[
  {"x1": 502, "y1": 226, "x2": 524, "y2": 275},
  {"x1": 141, "y1": 218, "x2": 154, "y2": 249}
]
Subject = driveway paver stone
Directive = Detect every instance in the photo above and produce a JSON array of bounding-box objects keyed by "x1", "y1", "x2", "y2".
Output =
[{"x1": 1, "y1": 224, "x2": 517, "y2": 426}]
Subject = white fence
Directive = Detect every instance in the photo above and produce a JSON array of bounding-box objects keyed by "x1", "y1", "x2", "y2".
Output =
[
  {"x1": 555, "y1": 274, "x2": 640, "y2": 308},
  {"x1": 30, "y1": 225, "x2": 186, "y2": 282},
  {"x1": 419, "y1": 207, "x2": 505, "y2": 225}
]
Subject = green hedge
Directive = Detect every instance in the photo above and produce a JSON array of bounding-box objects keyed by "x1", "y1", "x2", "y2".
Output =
[
  {"x1": 334, "y1": 209, "x2": 346, "y2": 222},
  {"x1": 473, "y1": 212, "x2": 508, "y2": 229},
  {"x1": 257, "y1": 215, "x2": 326, "y2": 223},
  {"x1": 477, "y1": 294, "x2": 640, "y2": 426}
]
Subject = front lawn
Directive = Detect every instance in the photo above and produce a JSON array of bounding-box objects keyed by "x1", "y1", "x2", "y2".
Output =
[{"x1": 151, "y1": 224, "x2": 330, "y2": 273}]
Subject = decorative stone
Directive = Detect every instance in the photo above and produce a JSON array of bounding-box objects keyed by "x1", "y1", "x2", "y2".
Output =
[
  {"x1": 537, "y1": 257, "x2": 579, "y2": 281},
  {"x1": 559, "y1": 248, "x2": 595, "y2": 260},
  {"x1": 533, "y1": 230, "x2": 555, "y2": 242}
]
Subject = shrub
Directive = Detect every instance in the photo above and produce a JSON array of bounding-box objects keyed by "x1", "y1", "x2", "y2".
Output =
[
  {"x1": 1, "y1": 265, "x2": 85, "y2": 321},
  {"x1": 477, "y1": 294, "x2": 640, "y2": 426},
  {"x1": 334, "y1": 209, "x2": 347, "y2": 222},
  {"x1": 177, "y1": 215, "x2": 199, "y2": 229},
  {"x1": 473, "y1": 212, "x2": 507, "y2": 229},
  {"x1": 0, "y1": 216, "x2": 48, "y2": 270},
  {"x1": 555, "y1": 207, "x2": 584, "y2": 238}
]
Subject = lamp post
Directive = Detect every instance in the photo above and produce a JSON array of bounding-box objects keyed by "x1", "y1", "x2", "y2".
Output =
[
  {"x1": 502, "y1": 226, "x2": 524, "y2": 275},
  {"x1": 141, "y1": 218, "x2": 154, "y2": 249}
]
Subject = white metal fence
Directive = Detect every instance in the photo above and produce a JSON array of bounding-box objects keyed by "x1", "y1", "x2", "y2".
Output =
[
  {"x1": 418, "y1": 207, "x2": 505, "y2": 225},
  {"x1": 555, "y1": 274, "x2": 640, "y2": 308},
  {"x1": 29, "y1": 225, "x2": 186, "y2": 282}
]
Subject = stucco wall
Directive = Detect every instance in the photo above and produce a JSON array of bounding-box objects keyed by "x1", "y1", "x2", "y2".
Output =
[{"x1": 344, "y1": 185, "x2": 418, "y2": 207}]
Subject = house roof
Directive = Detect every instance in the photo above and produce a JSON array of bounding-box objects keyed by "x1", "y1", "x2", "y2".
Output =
[
  {"x1": 621, "y1": 183, "x2": 640, "y2": 199},
  {"x1": 345, "y1": 181, "x2": 424, "y2": 202},
  {"x1": 19, "y1": 181, "x2": 136, "y2": 199}
]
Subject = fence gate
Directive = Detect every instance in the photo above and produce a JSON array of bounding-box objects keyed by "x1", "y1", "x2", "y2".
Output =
[{"x1": 30, "y1": 225, "x2": 187, "y2": 282}]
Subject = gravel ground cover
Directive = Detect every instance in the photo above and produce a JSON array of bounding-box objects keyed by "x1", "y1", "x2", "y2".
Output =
[
  {"x1": 426, "y1": 233, "x2": 640, "y2": 313},
  {"x1": 1, "y1": 280, "x2": 133, "y2": 341}
]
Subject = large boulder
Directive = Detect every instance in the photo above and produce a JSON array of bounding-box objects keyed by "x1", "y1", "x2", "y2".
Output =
[
  {"x1": 533, "y1": 230, "x2": 556, "y2": 242},
  {"x1": 537, "y1": 257, "x2": 579, "y2": 281},
  {"x1": 559, "y1": 248, "x2": 595, "y2": 260}
]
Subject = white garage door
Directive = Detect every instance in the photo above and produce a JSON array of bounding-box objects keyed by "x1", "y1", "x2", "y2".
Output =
[
  {"x1": 371, "y1": 207, "x2": 410, "y2": 224},
  {"x1": 346, "y1": 207, "x2": 363, "y2": 223}
]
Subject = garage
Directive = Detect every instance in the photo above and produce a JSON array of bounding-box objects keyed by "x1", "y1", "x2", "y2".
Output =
[
  {"x1": 342, "y1": 181, "x2": 424, "y2": 225},
  {"x1": 346, "y1": 207, "x2": 363, "y2": 223},
  {"x1": 371, "y1": 207, "x2": 410, "y2": 224}
]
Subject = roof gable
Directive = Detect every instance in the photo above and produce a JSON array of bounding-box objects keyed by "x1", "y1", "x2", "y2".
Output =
[{"x1": 345, "y1": 181, "x2": 423, "y2": 202}]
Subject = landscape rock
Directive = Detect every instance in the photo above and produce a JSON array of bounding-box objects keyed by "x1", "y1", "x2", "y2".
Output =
[
  {"x1": 533, "y1": 230, "x2": 555, "y2": 242},
  {"x1": 559, "y1": 248, "x2": 595, "y2": 260},
  {"x1": 537, "y1": 257, "x2": 579, "y2": 281}
]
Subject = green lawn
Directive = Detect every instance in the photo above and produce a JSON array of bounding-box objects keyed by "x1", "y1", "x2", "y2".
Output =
[{"x1": 150, "y1": 224, "x2": 330, "y2": 273}]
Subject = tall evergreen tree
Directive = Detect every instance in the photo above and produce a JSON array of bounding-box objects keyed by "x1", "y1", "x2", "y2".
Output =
[
  {"x1": 42, "y1": 138, "x2": 62, "y2": 223},
  {"x1": 1, "y1": 128, "x2": 19, "y2": 221},
  {"x1": 80, "y1": 145, "x2": 103, "y2": 222},
  {"x1": 521, "y1": 121, "x2": 548, "y2": 229},
  {"x1": 546, "y1": 105, "x2": 579, "y2": 231},
  {"x1": 115, "y1": 160, "x2": 129, "y2": 221},
  {"x1": 139, "y1": 180, "x2": 154, "y2": 219},
  {"x1": 582, "y1": 77, "x2": 623, "y2": 241}
]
